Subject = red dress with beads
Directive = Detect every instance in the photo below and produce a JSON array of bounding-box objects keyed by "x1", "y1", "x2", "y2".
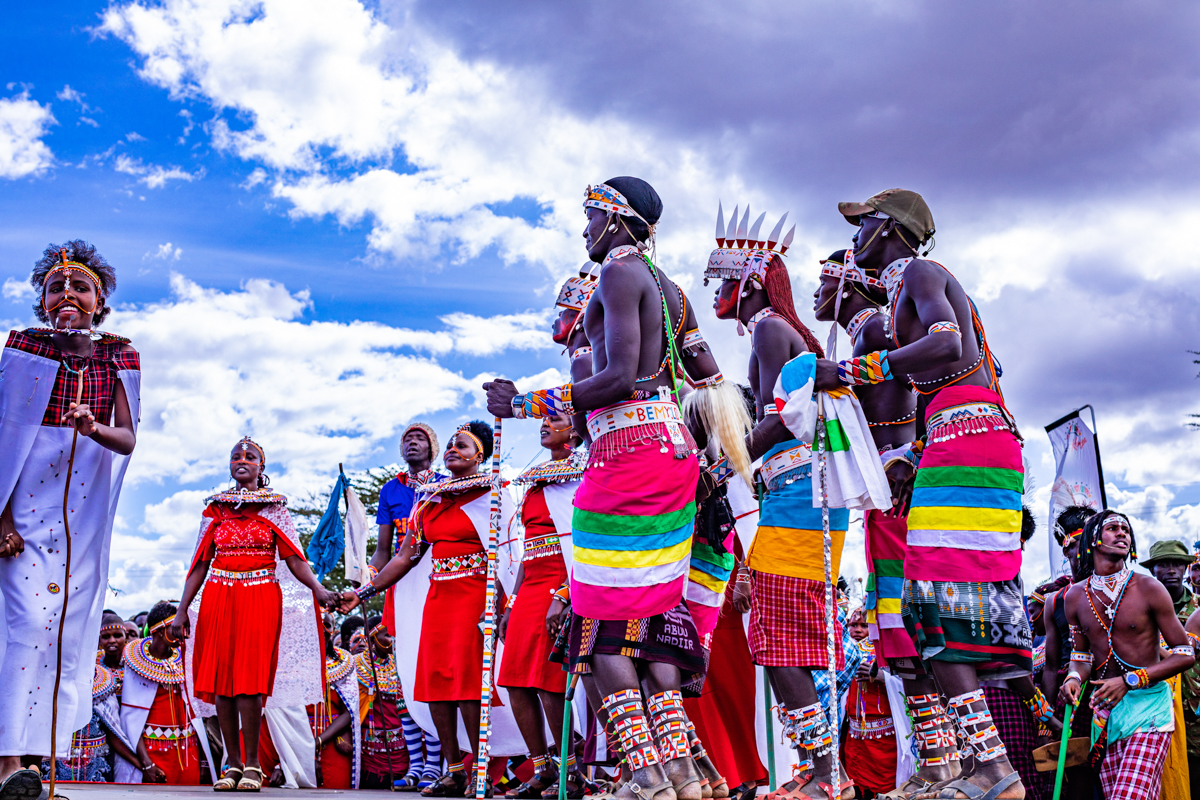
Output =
[
  {"x1": 412, "y1": 487, "x2": 489, "y2": 703},
  {"x1": 497, "y1": 485, "x2": 568, "y2": 693},
  {"x1": 190, "y1": 501, "x2": 304, "y2": 702}
]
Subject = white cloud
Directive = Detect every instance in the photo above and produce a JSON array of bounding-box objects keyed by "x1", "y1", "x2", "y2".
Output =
[
  {"x1": 0, "y1": 91, "x2": 55, "y2": 178},
  {"x1": 441, "y1": 309, "x2": 553, "y2": 356},
  {"x1": 126, "y1": 131, "x2": 147, "y2": 142},
  {"x1": 80, "y1": 117, "x2": 100, "y2": 128},
  {"x1": 145, "y1": 242, "x2": 183, "y2": 261},
  {"x1": 56, "y1": 84, "x2": 91, "y2": 112},
  {"x1": 114, "y1": 154, "x2": 201, "y2": 188},
  {"x1": 2, "y1": 277, "x2": 35, "y2": 301}
]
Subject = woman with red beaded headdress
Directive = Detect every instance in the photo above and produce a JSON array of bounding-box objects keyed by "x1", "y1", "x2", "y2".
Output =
[
  {"x1": 339, "y1": 421, "x2": 523, "y2": 798},
  {"x1": 0, "y1": 240, "x2": 140, "y2": 799},
  {"x1": 170, "y1": 437, "x2": 337, "y2": 791}
]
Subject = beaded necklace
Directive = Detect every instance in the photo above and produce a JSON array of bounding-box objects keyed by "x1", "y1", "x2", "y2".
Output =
[
  {"x1": 93, "y1": 664, "x2": 119, "y2": 701},
  {"x1": 845, "y1": 307, "x2": 879, "y2": 344},
  {"x1": 415, "y1": 472, "x2": 492, "y2": 496},
  {"x1": 514, "y1": 452, "x2": 587, "y2": 485},
  {"x1": 356, "y1": 651, "x2": 399, "y2": 695},
  {"x1": 205, "y1": 487, "x2": 288, "y2": 507},
  {"x1": 745, "y1": 307, "x2": 779, "y2": 334},
  {"x1": 1085, "y1": 563, "x2": 1134, "y2": 677},
  {"x1": 326, "y1": 647, "x2": 354, "y2": 685},
  {"x1": 126, "y1": 638, "x2": 185, "y2": 685}
]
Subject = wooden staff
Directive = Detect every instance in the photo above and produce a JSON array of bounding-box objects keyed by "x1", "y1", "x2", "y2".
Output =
[
  {"x1": 49, "y1": 365, "x2": 87, "y2": 800},
  {"x1": 815, "y1": 394, "x2": 839, "y2": 792},
  {"x1": 557, "y1": 675, "x2": 579, "y2": 800},
  {"x1": 475, "y1": 418, "x2": 503, "y2": 798}
]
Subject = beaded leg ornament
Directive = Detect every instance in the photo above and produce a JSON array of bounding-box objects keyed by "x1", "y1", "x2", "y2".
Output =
[
  {"x1": 684, "y1": 719, "x2": 706, "y2": 761},
  {"x1": 948, "y1": 690, "x2": 1007, "y2": 763},
  {"x1": 604, "y1": 689, "x2": 662, "y2": 771},
  {"x1": 906, "y1": 693, "x2": 958, "y2": 769},
  {"x1": 400, "y1": 711, "x2": 426, "y2": 785},
  {"x1": 781, "y1": 703, "x2": 834, "y2": 770},
  {"x1": 647, "y1": 690, "x2": 691, "y2": 762}
]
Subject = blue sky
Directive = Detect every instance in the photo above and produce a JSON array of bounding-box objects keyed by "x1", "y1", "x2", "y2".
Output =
[{"x1": 3, "y1": 0, "x2": 1200, "y2": 613}]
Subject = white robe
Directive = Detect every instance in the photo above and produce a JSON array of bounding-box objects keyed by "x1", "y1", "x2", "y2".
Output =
[{"x1": 0, "y1": 336, "x2": 140, "y2": 755}]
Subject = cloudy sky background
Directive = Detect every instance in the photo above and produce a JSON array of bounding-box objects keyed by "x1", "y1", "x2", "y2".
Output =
[{"x1": 2, "y1": 0, "x2": 1199, "y2": 614}]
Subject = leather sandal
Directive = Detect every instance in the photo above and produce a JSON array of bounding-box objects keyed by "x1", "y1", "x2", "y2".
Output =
[
  {"x1": 708, "y1": 778, "x2": 730, "y2": 799},
  {"x1": 0, "y1": 769, "x2": 42, "y2": 800},
  {"x1": 815, "y1": 778, "x2": 855, "y2": 800},
  {"x1": 914, "y1": 772, "x2": 1022, "y2": 800},
  {"x1": 422, "y1": 771, "x2": 469, "y2": 798},
  {"x1": 627, "y1": 780, "x2": 676, "y2": 800},
  {"x1": 237, "y1": 766, "x2": 264, "y2": 792},
  {"x1": 508, "y1": 775, "x2": 552, "y2": 799},
  {"x1": 213, "y1": 767, "x2": 242, "y2": 792}
]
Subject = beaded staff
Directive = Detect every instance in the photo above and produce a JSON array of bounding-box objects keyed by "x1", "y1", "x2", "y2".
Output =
[
  {"x1": 814, "y1": 394, "x2": 840, "y2": 792},
  {"x1": 475, "y1": 417, "x2": 503, "y2": 798},
  {"x1": 48, "y1": 364, "x2": 89, "y2": 800}
]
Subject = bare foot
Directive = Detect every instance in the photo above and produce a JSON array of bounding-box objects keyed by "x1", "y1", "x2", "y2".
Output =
[{"x1": 663, "y1": 757, "x2": 702, "y2": 800}]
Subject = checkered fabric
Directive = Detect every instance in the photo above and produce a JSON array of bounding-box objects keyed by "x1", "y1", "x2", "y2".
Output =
[
  {"x1": 748, "y1": 570, "x2": 845, "y2": 669},
  {"x1": 5, "y1": 330, "x2": 140, "y2": 427},
  {"x1": 982, "y1": 686, "x2": 1052, "y2": 800},
  {"x1": 1097, "y1": 730, "x2": 1170, "y2": 800}
]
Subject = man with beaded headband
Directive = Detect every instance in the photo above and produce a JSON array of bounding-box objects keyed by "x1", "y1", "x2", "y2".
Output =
[
  {"x1": 706, "y1": 204, "x2": 853, "y2": 800},
  {"x1": 485, "y1": 177, "x2": 748, "y2": 800},
  {"x1": 812, "y1": 250, "x2": 963, "y2": 799},
  {"x1": 0, "y1": 241, "x2": 140, "y2": 799},
  {"x1": 811, "y1": 190, "x2": 1030, "y2": 800},
  {"x1": 1062, "y1": 510, "x2": 1195, "y2": 800}
]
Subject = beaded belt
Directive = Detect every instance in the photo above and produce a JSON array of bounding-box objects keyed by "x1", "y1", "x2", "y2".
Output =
[
  {"x1": 144, "y1": 725, "x2": 196, "y2": 741},
  {"x1": 925, "y1": 402, "x2": 1012, "y2": 444},
  {"x1": 758, "y1": 443, "x2": 812, "y2": 493},
  {"x1": 364, "y1": 726, "x2": 403, "y2": 745},
  {"x1": 70, "y1": 734, "x2": 107, "y2": 756},
  {"x1": 849, "y1": 716, "x2": 895, "y2": 740},
  {"x1": 431, "y1": 552, "x2": 486, "y2": 581},
  {"x1": 210, "y1": 566, "x2": 277, "y2": 586},
  {"x1": 523, "y1": 532, "x2": 562, "y2": 560},
  {"x1": 587, "y1": 400, "x2": 684, "y2": 440}
]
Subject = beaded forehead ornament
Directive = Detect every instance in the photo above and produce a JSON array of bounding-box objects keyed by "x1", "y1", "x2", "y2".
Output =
[
  {"x1": 234, "y1": 436, "x2": 267, "y2": 468},
  {"x1": 819, "y1": 248, "x2": 885, "y2": 292}
]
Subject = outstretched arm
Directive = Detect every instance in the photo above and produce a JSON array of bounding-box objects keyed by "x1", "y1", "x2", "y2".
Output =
[
  {"x1": 283, "y1": 555, "x2": 338, "y2": 608},
  {"x1": 169, "y1": 561, "x2": 210, "y2": 642}
]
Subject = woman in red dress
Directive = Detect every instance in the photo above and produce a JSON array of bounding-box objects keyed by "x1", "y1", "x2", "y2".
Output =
[
  {"x1": 312, "y1": 627, "x2": 360, "y2": 789},
  {"x1": 340, "y1": 421, "x2": 504, "y2": 798},
  {"x1": 498, "y1": 417, "x2": 584, "y2": 798},
  {"x1": 170, "y1": 437, "x2": 336, "y2": 792}
]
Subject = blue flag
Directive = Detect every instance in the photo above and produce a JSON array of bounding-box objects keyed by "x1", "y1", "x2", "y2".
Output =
[{"x1": 308, "y1": 473, "x2": 349, "y2": 581}]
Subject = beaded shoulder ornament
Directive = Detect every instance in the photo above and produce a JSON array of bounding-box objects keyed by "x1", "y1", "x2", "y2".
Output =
[
  {"x1": 93, "y1": 664, "x2": 119, "y2": 700},
  {"x1": 355, "y1": 651, "x2": 400, "y2": 695},
  {"x1": 125, "y1": 638, "x2": 185, "y2": 685},
  {"x1": 416, "y1": 473, "x2": 494, "y2": 496},
  {"x1": 25, "y1": 328, "x2": 131, "y2": 346},
  {"x1": 326, "y1": 647, "x2": 354, "y2": 685},
  {"x1": 514, "y1": 450, "x2": 587, "y2": 486},
  {"x1": 205, "y1": 487, "x2": 288, "y2": 507}
]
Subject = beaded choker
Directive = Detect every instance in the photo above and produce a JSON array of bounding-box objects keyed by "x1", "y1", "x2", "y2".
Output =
[
  {"x1": 745, "y1": 307, "x2": 778, "y2": 334},
  {"x1": 326, "y1": 647, "x2": 354, "y2": 684},
  {"x1": 1089, "y1": 566, "x2": 1132, "y2": 612},
  {"x1": 880, "y1": 258, "x2": 913, "y2": 306},
  {"x1": 125, "y1": 638, "x2": 185, "y2": 685},
  {"x1": 603, "y1": 244, "x2": 643, "y2": 267},
  {"x1": 356, "y1": 651, "x2": 399, "y2": 695},
  {"x1": 205, "y1": 487, "x2": 288, "y2": 507},
  {"x1": 395, "y1": 468, "x2": 442, "y2": 488},
  {"x1": 845, "y1": 308, "x2": 879, "y2": 343},
  {"x1": 514, "y1": 452, "x2": 587, "y2": 485},
  {"x1": 416, "y1": 473, "x2": 493, "y2": 496}
]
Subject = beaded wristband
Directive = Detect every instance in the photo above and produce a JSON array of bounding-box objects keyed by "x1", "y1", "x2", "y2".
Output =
[
  {"x1": 927, "y1": 321, "x2": 961, "y2": 337},
  {"x1": 519, "y1": 384, "x2": 575, "y2": 419},
  {"x1": 837, "y1": 350, "x2": 892, "y2": 385},
  {"x1": 354, "y1": 582, "x2": 381, "y2": 602},
  {"x1": 1069, "y1": 650, "x2": 1093, "y2": 663},
  {"x1": 1170, "y1": 644, "x2": 1195, "y2": 658},
  {"x1": 1132, "y1": 668, "x2": 1150, "y2": 689}
]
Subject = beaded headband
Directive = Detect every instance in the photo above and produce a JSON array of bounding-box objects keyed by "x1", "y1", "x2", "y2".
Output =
[
  {"x1": 46, "y1": 261, "x2": 104, "y2": 293},
  {"x1": 235, "y1": 436, "x2": 267, "y2": 468},
  {"x1": 148, "y1": 617, "x2": 174, "y2": 635},
  {"x1": 100, "y1": 622, "x2": 126, "y2": 635},
  {"x1": 1062, "y1": 528, "x2": 1084, "y2": 546},
  {"x1": 819, "y1": 248, "x2": 885, "y2": 291},
  {"x1": 452, "y1": 425, "x2": 485, "y2": 462},
  {"x1": 555, "y1": 268, "x2": 598, "y2": 312},
  {"x1": 370, "y1": 623, "x2": 388, "y2": 639},
  {"x1": 584, "y1": 183, "x2": 653, "y2": 227},
  {"x1": 703, "y1": 203, "x2": 795, "y2": 286}
]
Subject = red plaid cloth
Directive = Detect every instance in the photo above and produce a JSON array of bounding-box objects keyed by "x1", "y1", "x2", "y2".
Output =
[
  {"x1": 982, "y1": 686, "x2": 1052, "y2": 800},
  {"x1": 1098, "y1": 730, "x2": 1170, "y2": 800},
  {"x1": 6, "y1": 330, "x2": 139, "y2": 426},
  {"x1": 748, "y1": 570, "x2": 844, "y2": 668}
]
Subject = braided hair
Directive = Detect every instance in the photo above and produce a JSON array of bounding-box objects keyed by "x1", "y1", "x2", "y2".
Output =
[
  {"x1": 761, "y1": 255, "x2": 824, "y2": 357},
  {"x1": 1076, "y1": 509, "x2": 1136, "y2": 581},
  {"x1": 1053, "y1": 504, "x2": 1096, "y2": 547}
]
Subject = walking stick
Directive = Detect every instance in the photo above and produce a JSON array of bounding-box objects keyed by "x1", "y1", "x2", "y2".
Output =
[
  {"x1": 815, "y1": 394, "x2": 840, "y2": 793},
  {"x1": 763, "y1": 672, "x2": 777, "y2": 791},
  {"x1": 1052, "y1": 682, "x2": 1086, "y2": 800},
  {"x1": 49, "y1": 365, "x2": 88, "y2": 800},
  {"x1": 558, "y1": 675, "x2": 579, "y2": 800},
  {"x1": 476, "y1": 418, "x2": 503, "y2": 799}
]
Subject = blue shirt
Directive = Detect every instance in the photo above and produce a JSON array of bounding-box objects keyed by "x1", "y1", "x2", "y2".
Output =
[{"x1": 376, "y1": 470, "x2": 443, "y2": 529}]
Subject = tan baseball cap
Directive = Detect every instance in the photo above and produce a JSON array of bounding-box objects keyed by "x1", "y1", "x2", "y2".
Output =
[{"x1": 838, "y1": 188, "x2": 935, "y2": 243}]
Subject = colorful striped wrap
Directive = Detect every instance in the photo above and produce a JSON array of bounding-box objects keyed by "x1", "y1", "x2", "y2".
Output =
[
  {"x1": 686, "y1": 527, "x2": 736, "y2": 638},
  {"x1": 570, "y1": 403, "x2": 699, "y2": 621},
  {"x1": 905, "y1": 385, "x2": 1024, "y2": 582},
  {"x1": 864, "y1": 510, "x2": 918, "y2": 662}
]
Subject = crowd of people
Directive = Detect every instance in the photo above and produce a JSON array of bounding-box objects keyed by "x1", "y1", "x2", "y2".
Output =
[{"x1": 0, "y1": 180, "x2": 1193, "y2": 800}]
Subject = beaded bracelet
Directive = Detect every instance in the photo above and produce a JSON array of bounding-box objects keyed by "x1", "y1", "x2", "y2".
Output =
[
  {"x1": 1069, "y1": 650, "x2": 1093, "y2": 664},
  {"x1": 1132, "y1": 668, "x2": 1150, "y2": 689},
  {"x1": 354, "y1": 582, "x2": 381, "y2": 602},
  {"x1": 837, "y1": 350, "x2": 892, "y2": 385},
  {"x1": 515, "y1": 384, "x2": 575, "y2": 419}
]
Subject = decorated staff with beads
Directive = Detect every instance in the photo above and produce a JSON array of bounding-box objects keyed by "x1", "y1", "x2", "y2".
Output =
[
  {"x1": 707, "y1": 202, "x2": 853, "y2": 800},
  {"x1": 812, "y1": 189, "x2": 1031, "y2": 800},
  {"x1": 171, "y1": 437, "x2": 336, "y2": 792},
  {"x1": 338, "y1": 422, "x2": 522, "y2": 798},
  {"x1": 1063, "y1": 511, "x2": 1194, "y2": 800},
  {"x1": 0, "y1": 241, "x2": 141, "y2": 800},
  {"x1": 485, "y1": 177, "x2": 747, "y2": 800}
]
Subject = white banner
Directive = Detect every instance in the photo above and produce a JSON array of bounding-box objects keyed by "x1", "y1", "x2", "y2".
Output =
[
  {"x1": 343, "y1": 484, "x2": 370, "y2": 585},
  {"x1": 1045, "y1": 408, "x2": 1105, "y2": 576}
]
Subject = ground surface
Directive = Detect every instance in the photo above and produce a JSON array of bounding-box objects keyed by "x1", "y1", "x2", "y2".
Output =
[{"x1": 41, "y1": 785, "x2": 390, "y2": 798}]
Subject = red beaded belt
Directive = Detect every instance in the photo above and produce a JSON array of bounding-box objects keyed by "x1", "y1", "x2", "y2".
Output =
[
  {"x1": 431, "y1": 552, "x2": 486, "y2": 581},
  {"x1": 523, "y1": 532, "x2": 562, "y2": 560},
  {"x1": 849, "y1": 715, "x2": 895, "y2": 740},
  {"x1": 210, "y1": 566, "x2": 277, "y2": 586},
  {"x1": 70, "y1": 733, "x2": 107, "y2": 757}
]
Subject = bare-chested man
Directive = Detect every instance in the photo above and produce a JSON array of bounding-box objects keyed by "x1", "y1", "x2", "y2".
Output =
[
  {"x1": 486, "y1": 177, "x2": 739, "y2": 800},
  {"x1": 1063, "y1": 510, "x2": 1194, "y2": 800},
  {"x1": 813, "y1": 190, "x2": 1030, "y2": 800},
  {"x1": 706, "y1": 205, "x2": 851, "y2": 800},
  {"x1": 812, "y1": 249, "x2": 960, "y2": 797}
]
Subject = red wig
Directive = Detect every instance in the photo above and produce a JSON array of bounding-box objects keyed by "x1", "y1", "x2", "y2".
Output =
[{"x1": 762, "y1": 256, "x2": 824, "y2": 358}]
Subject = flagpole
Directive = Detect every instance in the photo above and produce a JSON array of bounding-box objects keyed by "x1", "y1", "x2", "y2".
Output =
[{"x1": 476, "y1": 418, "x2": 503, "y2": 798}]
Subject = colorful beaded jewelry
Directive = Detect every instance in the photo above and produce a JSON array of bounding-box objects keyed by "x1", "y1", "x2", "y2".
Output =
[
  {"x1": 927, "y1": 321, "x2": 961, "y2": 337},
  {"x1": 837, "y1": 349, "x2": 893, "y2": 385},
  {"x1": 125, "y1": 638, "x2": 185, "y2": 685}
]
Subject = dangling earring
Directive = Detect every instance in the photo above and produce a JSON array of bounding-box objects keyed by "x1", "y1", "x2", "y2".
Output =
[{"x1": 259, "y1": 473, "x2": 270, "y2": 488}]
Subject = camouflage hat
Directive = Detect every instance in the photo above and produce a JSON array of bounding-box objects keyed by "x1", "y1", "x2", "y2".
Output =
[{"x1": 838, "y1": 188, "x2": 935, "y2": 244}]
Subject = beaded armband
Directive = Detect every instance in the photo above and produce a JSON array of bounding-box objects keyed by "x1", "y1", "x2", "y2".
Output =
[
  {"x1": 1170, "y1": 644, "x2": 1195, "y2": 658},
  {"x1": 354, "y1": 582, "x2": 381, "y2": 603},
  {"x1": 514, "y1": 384, "x2": 574, "y2": 419},
  {"x1": 837, "y1": 350, "x2": 892, "y2": 385},
  {"x1": 763, "y1": 403, "x2": 778, "y2": 415},
  {"x1": 736, "y1": 567, "x2": 751, "y2": 584},
  {"x1": 927, "y1": 321, "x2": 961, "y2": 337},
  {"x1": 551, "y1": 582, "x2": 570, "y2": 604},
  {"x1": 1069, "y1": 650, "x2": 1093, "y2": 664},
  {"x1": 692, "y1": 372, "x2": 723, "y2": 389}
]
